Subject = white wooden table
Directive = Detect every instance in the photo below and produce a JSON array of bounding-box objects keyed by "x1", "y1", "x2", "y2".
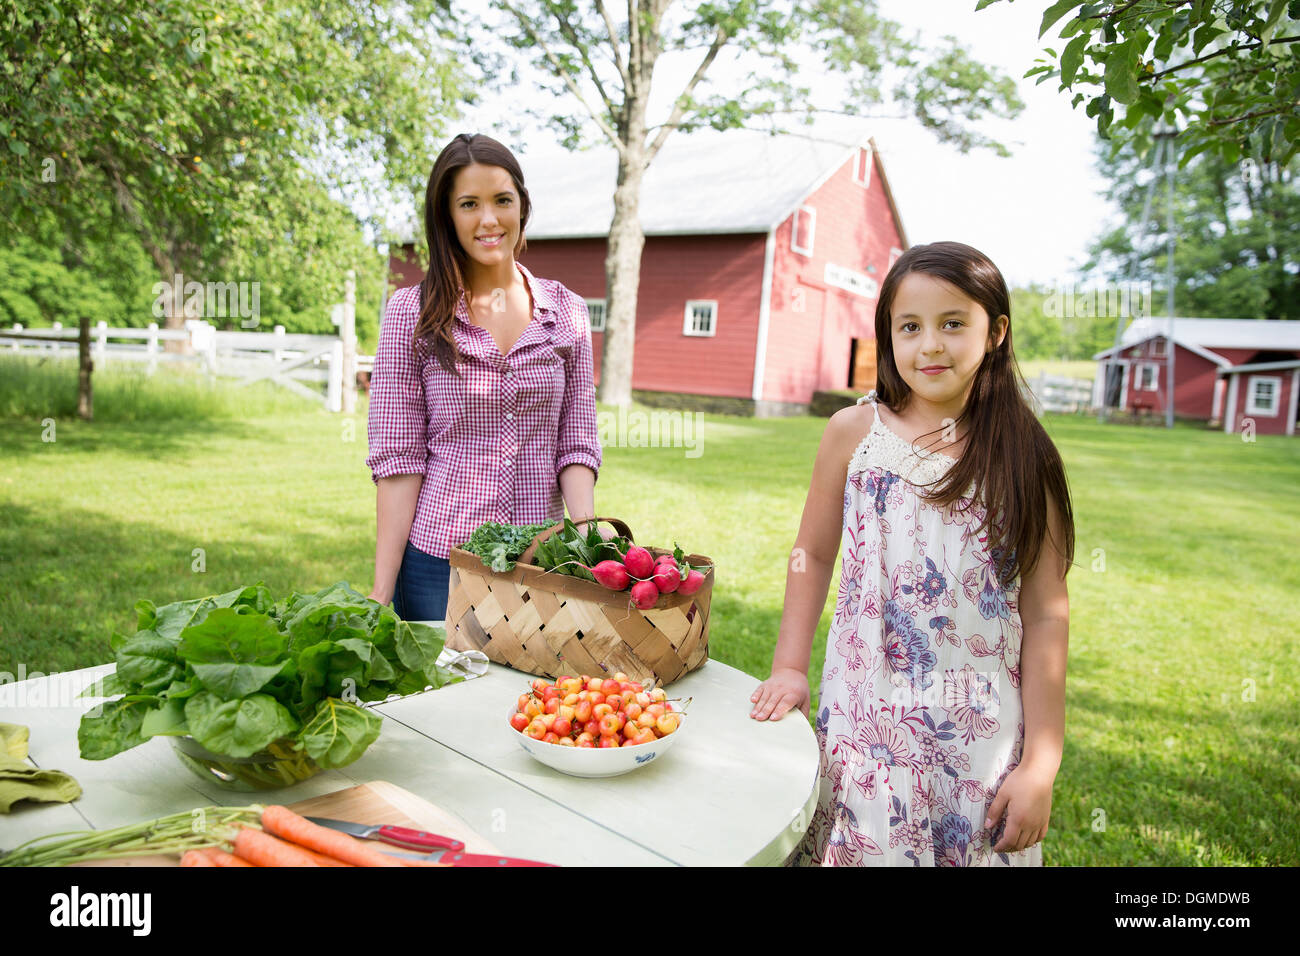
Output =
[{"x1": 0, "y1": 639, "x2": 819, "y2": 866}]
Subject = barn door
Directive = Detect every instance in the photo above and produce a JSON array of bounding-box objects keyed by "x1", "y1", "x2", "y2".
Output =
[{"x1": 849, "y1": 339, "x2": 876, "y2": 390}]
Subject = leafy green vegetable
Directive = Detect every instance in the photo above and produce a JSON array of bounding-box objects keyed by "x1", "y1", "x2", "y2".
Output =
[
  {"x1": 178, "y1": 608, "x2": 290, "y2": 700},
  {"x1": 114, "y1": 633, "x2": 185, "y2": 694},
  {"x1": 140, "y1": 699, "x2": 189, "y2": 737},
  {"x1": 458, "y1": 521, "x2": 555, "y2": 572},
  {"x1": 531, "y1": 518, "x2": 630, "y2": 583},
  {"x1": 78, "y1": 699, "x2": 150, "y2": 760},
  {"x1": 297, "y1": 698, "x2": 383, "y2": 769},
  {"x1": 77, "y1": 671, "x2": 131, "y2": 700},
  {"x1": 186, "y1": 693, "x2": 299, "y2": 759},
  {"x1": 77, "y1": 580, "x2": 464, "y2": 768}
]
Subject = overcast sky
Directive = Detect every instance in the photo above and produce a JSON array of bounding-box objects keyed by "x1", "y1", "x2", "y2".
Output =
[{"x1": 419, "y1": 0, "x2": 1112, "y2": 288}]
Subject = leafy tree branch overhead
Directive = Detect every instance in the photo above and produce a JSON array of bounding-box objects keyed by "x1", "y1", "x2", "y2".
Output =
[
  {"x1": 0, "y1": 0, "x2": 467, "y2": 340},
  {"x1": 458, "y1": 0, "x2": 1026, "y2": 406},
  {"x1": 981, "y1": 0, "x2": 1300, "y2": 164}
]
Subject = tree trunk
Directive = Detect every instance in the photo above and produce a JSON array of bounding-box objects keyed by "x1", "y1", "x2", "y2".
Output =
[
  {"x1": 598, "y1": 152, "x2": 648, "y2": 407},
  {"x1": 597, "y1": 0, "x2": 657, "y2": 411},
  {"x1": 77, "y1": 314, "x2": 93, "y2": 421},
  {"x1": 151, "y1": 242, "x2": 194, "y2": 356}
]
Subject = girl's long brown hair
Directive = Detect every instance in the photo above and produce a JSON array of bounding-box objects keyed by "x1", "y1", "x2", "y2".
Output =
[
  {"x1": 411, "y1": 133, "x2": 532, "y2": 374},
  {"x1": 874, "y1": 241, "x2": 1075, "y2": 586}
]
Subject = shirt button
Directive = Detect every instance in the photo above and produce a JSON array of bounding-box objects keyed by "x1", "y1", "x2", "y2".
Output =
[{"x1": 506, "y1": 413, "x2": 514, "y2": 421}]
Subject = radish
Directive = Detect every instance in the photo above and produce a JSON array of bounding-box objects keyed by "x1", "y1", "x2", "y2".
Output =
[
  {"x1": 589, "y1": 560, "x2": 630, "y2": 591},
  {"x1": 678, "y1": 569, "x2": 706, "y2": 595},
  {"x1": 630, "y1": 580, "x2": 659, "y2": 610},
  {"x1": 651, "y1": 564, "x2": 680, "y2": 593},
  {"x1": 546, "y1": 558, "x2": 630, "y2": 591},
  {"x1": 623, "y1": 546, "x2": 656, "y2": 579}
]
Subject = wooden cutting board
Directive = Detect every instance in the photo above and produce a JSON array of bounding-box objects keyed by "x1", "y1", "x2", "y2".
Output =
[{"x1": 76, "y1": 780, "x2": 501, "y2": 866}]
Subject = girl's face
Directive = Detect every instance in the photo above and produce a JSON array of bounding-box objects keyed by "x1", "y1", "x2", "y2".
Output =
[
  {"x1": 449, "y1": 162, "x2": 522, "y2": 268},
  {"x1": 888, "y1": 272, "x2": 1007, "y2": 414}
]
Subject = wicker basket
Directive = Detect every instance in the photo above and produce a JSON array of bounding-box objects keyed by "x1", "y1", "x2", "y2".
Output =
[{"x1": 445, "y1": 517, "x2": 713, "y2": 686}]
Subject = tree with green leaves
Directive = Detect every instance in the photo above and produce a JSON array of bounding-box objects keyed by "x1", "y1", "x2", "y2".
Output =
[
  {"x1": 1, "y1": 0, "x2": 464, "y2": 415},
  {"x1": 459, "y1": 0, "x2": 1026, "y2": 406},
  {"x1": 983, "y1": 0, "x2": 1300, "y2": 164},
  {"x1": 1085, "y1": 139, "x2": 1299, "y2": 319}
]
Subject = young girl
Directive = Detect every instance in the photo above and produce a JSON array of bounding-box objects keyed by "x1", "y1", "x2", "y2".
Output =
[
  {"x1": 365, "y1": 133, "x2": 604, "y2": 620},
  {"x1": 751, "y1": 241, "x2": 1073, "y2": 867}
]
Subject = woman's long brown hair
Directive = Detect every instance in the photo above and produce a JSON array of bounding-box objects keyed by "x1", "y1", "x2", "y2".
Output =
[
  {"x1": 411, "y1": 133, "x2": 532, "y2": 374},
  {"x1": 873, "y1": 241, "x2": 1075, "y2": 586}
]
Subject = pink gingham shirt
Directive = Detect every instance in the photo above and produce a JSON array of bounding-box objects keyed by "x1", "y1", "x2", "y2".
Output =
[{"x1": 365, "y1": 262, "x2": 602, "y2": 559}]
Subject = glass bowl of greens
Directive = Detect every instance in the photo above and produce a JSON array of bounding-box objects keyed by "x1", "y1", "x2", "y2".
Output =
[{"x1": 77, "y1": 582, "x2": 464, "y2": 790}]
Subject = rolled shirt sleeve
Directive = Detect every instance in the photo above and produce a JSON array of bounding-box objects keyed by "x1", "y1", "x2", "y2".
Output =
[
  {"x1": 365, "y1": 288, "x2": 429, "y2": 484},
  {"x1": 554, "y1": 297, "x2": 603, "y2": 479}
]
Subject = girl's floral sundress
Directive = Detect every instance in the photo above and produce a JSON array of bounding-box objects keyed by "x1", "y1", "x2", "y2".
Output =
[{"x1": 789, "y1": 391, "x2": 1042, "y2": 867}]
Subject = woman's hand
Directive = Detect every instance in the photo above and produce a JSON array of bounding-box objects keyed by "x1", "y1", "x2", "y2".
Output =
[
  {"x1": 575, "y1": 520, "x2": 618, "y2": 542},
  {"x1": 985, "y1": 763, "x2": 1055, "y2": 853},
  {"x1": 749, "y1": 667, "x2": 811, "y2": 721}
]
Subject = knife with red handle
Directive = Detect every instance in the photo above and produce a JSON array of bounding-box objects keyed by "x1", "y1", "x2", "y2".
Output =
[
  {"x1": 305, "y1": 816, "x2": 465, "y2": 853},
  {"x1": 306, "y1": 816, "x2": 557, "y2": 867}
]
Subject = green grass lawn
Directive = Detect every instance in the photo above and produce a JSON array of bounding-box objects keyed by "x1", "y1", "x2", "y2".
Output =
[{"x1": 1, "y1": 357, "x2": 1297, "y2": 865}]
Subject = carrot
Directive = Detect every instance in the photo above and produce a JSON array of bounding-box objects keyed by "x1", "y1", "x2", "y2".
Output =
[
  {"x1": 231, "y1": 826, "x2": 322, "y2": 867},
  {"x1": 259, "y1": 805, "x2": 405, "y2": 867},
  {"x1": 181, "y1": 849, "x2": 216, "y2": 866},
  {"x1": 198, "y1": 846, "x2": 256, "y2": 867},
  {"x1": 291, "y1": 844, "x2": 354, "y2": 867}
]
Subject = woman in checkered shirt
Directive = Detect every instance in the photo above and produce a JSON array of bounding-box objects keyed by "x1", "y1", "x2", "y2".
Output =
[{"x1": 365, "y1": 133, "x2": 604, "y2": 621}]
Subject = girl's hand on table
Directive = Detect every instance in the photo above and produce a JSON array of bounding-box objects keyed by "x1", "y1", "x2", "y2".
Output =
[
  {"x1": 750, "y1": 668, "x2": 810, "y2": 721},
  {"x1": 985, "y1": 763, "x2": 1054, "y2": 853}
]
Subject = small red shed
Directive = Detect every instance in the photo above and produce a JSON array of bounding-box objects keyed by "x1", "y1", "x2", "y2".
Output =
[
  {"x1": 387, "y1": 124, "x2": 908, "y2": 415},
  {"x1": 1092, "y1": 317, "x2": 1300, "y2": 436}
]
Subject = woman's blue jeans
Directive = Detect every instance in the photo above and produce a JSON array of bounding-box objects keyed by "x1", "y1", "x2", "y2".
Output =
[{"x1": 392, "y1": 540, "x2": 450, "y2": 622}]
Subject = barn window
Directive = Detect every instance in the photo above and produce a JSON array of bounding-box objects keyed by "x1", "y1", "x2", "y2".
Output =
[
  {"x1": 852, "y1": 146, "x2": 873, "y2": 187},
  {"x1": 1151, "y1": 337, "x2": 1167, "y2": 357},
  {"x1": 585, "y1": 299, "x2": 606, "y2": 333},
  {"x1": 683, "y1": 300, "x2": 717, "y2": 337},
  {"x1": 791, "y1": 205, "x2": 816, "y2": 257},
  {"x1": 1138, "y1": 364, "x2": 1159, "y2": 391},
  {"x1": 1246, "y1": 376, "x2": 1281, "y2": 416}
]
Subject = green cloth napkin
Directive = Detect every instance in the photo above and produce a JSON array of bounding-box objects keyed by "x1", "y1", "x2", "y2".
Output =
[{"x1": 0, "y1": 722, "x2": 82, "y2": 813}]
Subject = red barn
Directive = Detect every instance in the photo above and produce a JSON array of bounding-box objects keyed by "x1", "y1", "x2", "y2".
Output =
[
  {"x1": 1092, "y1": 317, "x2": 1300, "y2": 436},
  {"x1": 387, "y1": 125, "x2": 908, "y2": 416}
]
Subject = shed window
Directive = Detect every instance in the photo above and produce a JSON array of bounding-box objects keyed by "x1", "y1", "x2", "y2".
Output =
[
  {"x1": 1151, "y1": 337, "x2": 1167, "y2": 357},
  {"x1": 1246, "y1": 376, "x2": 1281, "y2": 416},
  {"x1": 1138, "y1": 364, "x2": 1159, "y2": 391},
  {"x1": 683, "y1": 300, "x2": 717, "y2": 337},
  {"x1": 792, "y1": 205, "x2": 816, "y2": 257}
]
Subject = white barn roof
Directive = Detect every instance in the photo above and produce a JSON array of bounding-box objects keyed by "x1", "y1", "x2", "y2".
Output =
[
  {"x1": 1094, "y1": 317, "x2": 1300, "y2": 359},
  {"x1": 393, "y1": 121, "x2": 901, "y2": 242}
]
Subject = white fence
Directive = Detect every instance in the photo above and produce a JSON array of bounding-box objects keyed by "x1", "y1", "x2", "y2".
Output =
[
  {"x1": 1, "y1": 320, "x2": 366, "y2": 412},
  {"x1": 1023, "y1": 373, "x2": 1093, "y2": 414}
]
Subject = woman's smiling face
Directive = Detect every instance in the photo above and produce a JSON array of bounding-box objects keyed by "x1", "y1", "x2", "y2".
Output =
[
  {"x1": 889, "y1": 271, "x2": 1007, "y2": 413},
  {"x1": 449, "y1": 162, "x2": 522, "y2": 264}
]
